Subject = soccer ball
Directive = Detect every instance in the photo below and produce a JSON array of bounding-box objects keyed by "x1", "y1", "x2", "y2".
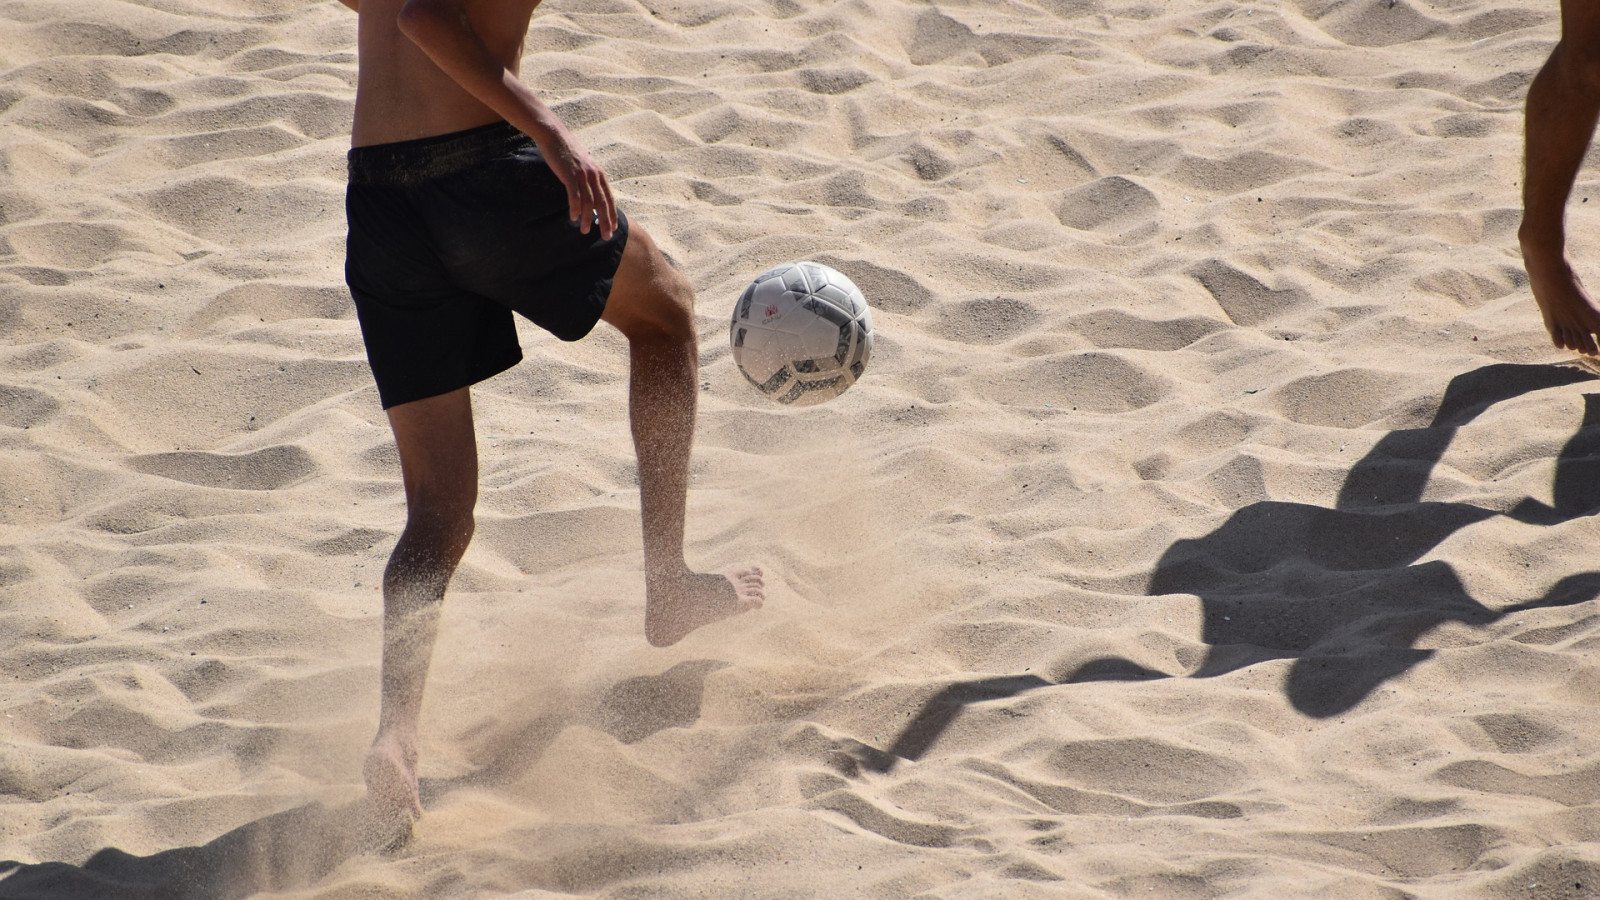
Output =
[{"x1": 729, "y1": 261, "x2": 874, "y2": 406}]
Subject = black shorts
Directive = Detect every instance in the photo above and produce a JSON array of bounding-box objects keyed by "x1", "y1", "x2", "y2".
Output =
[{"x1": 345, "y1": 121, "x2": 630, "y2": 409}]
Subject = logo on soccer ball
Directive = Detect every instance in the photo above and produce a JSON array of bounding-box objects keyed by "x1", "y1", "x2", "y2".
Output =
[{"x1": 764, "y1": 304, "x2": 778, "y2": 318}]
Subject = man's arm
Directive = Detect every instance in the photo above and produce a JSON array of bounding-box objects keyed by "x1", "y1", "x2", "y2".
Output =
[
  {"x1": 1520, "y1": 0, "x2": 1600, "y2": 356},
  {"x1": 336, "y1": 0, "x2": 357, "y2": 11},
  {"x1": 396, "y1": 0, "x2": 616, "y2": 239}
]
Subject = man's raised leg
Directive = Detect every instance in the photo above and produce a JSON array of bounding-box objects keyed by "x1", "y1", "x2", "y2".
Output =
[
  {"x1": 1521, "y1": 0, "x2": 1600, "y2": 356},
  {"x1": 364, "y1": 387, "x2": 479, "y2": 828},
  {"x1": 601, "y1": 226, "x2": 764, "y2": 646}
]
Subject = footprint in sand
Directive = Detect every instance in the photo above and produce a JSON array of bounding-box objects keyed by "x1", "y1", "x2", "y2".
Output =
[
  {"x1": 1189, "y1": 258, "x2": 1309, "y2": 328},
  {"x1": 927, "y1": 297, "x2": 1039, "y2": 345},
  {"x1": 1055, "y1": 176, "x2": 1159, "y2": 236},
  {"x1": 127, "y1": 445, "x2": 318, "y2": 491},
  {"x1": 0, "y1": 384, "x2": 60, "y2": 428}
]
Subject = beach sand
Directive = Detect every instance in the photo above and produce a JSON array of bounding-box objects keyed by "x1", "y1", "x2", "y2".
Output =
[{"x1": 3, "y1": 0, "x2": 1600, "y2": 896}]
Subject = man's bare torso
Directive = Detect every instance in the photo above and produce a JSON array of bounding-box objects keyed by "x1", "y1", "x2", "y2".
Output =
[{"x1": 351, "y1": 0, "x2": 541, "y2": 147}]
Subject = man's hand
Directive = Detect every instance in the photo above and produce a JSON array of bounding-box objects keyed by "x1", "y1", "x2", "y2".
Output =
[{"x1": 540, "y1": 126, "x2": 617, "y2": 240}]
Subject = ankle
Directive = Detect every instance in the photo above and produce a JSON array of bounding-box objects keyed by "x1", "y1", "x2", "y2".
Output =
[
  {"x1": 645, "y1": 562, "x2": 693, "y2": 588},
  {"x1": 372, "y1": 725, "x2": 418, "y2": 756}
]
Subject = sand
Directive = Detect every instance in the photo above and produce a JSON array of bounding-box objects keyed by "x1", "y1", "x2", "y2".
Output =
[{"x1": 3, "y1": 0, "x2": 1600, "y2": 896}]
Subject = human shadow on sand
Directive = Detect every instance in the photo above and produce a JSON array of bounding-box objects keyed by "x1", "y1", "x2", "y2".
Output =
[
  {"x1": 0, "y1": 800, "x2": 398, "y2": 900},
  {"x1": 864, "y1": 362, "x2": 1600, "y2": 773},
  {"x1": 0, "y1": 660, "x2": 729, "y2": 899}
]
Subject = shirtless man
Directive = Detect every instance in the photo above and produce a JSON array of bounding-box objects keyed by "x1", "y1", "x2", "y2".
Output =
[
  {"x1": 1521, "y1": 0, "x2": 1600, "y2": 356},
  {"x1": 335, "y1": 0, "x2": 764, "y2": 827}
]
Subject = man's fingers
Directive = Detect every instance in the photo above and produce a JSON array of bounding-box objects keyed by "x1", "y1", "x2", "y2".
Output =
[
  {"x1": 583, "y1": 168, "x2": 613, "y2": 240},
  {"x1": 567, "y1": 173, "x2": 617, "y2": 238},
  {"x1": 569, "y1": 186, "x2": 588, "y2": 234},
  {"x1": 584, "y1": 173, "x2": 602, "y2": 237},
  {"x1": 597, "y1": 175, "x2": 617, "y2": 241},
  {"x1": 556, "y1": 153, "x2": 619, "y2": 240}
]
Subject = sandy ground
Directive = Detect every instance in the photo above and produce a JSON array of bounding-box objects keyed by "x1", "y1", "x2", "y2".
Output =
[{"x1": 3, "y1": 0, "x2": 1600, "y2": 897}]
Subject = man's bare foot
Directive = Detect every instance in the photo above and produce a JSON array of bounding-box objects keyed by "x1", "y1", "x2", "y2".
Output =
[
  {"x1": 1522, "y1": 237, "x2": 1600, "y2": 356},
  {"x1": 362, "y1": 730, "x2": 422, "y2": 843},
  {"x1": 644, "y1": 566, "x2": 764, "y2": 647}
]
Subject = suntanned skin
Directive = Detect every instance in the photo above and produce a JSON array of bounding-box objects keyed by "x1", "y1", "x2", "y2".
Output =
[
  {"x1": 1521, "y1": 0, "x2": 1600, "y2": 356},
  {"x1": 337, "y1": 0, "x2": 764, "y2": 831}
]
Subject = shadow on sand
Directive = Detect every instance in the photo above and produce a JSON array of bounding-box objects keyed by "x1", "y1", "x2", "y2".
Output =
[
  {"x1": 9, "y1": 363, "x2": 1600, "y2": 887},
  {"x1": 862, "y1": 362, "x2": 1600, "y2": 773},
  {"x1": 0, "y1": 660, "x2": 728, "y2": 899},
  {"x1": 0, "y1": 801, "x2": 395, "y2": 900}
]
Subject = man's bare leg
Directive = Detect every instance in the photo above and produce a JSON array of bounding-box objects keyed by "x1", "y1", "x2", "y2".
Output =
[
  {"x1": 364, "y1": 388, "x2": 479, "y2": 828},
  {"x1": 1521, "y1": 0, "x2": 1600, "y2": 356},
  {"x1": 601, "y1": 226, "x2": 764, "y2": 646}
]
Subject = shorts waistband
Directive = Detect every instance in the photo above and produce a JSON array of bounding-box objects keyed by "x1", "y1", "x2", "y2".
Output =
[{"x1": 347, "y1": 121, "x2": 529, "y2": 185}]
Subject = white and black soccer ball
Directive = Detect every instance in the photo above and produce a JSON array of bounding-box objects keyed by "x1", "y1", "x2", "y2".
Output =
[{"x1": 729, "y1": 261, "x2": 874, "y2": 407}]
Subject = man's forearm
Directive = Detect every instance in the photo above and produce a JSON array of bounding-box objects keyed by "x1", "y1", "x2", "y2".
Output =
[{"x1": 396, "y1": 0, "x2": 567, "y2": 148}]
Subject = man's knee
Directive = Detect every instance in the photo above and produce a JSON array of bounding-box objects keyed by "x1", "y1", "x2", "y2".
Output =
[
  {"x1": 604, "y1": 226, "x2": 699, "y2": 347},
  {"x1": 1581, "y1": 57, "x2": 1600, "y2": 96},
  {"x1": 1554, "y1": 33, "x2": 1600, "y2": 93},
  {"x1": 651, "y1": 277, "x2": 697, "y2": 345},
  {"x1": 618, "y1": 276, "x2": 697, "y2": 347}
]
